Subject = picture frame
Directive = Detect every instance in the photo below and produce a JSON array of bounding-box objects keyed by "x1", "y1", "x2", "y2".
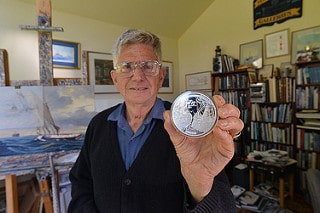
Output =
[
  {"x1": 258, "y1": 64, "x2": 274, "y2": 81},
  {"x1": 185, "y1": 71, "x2": 212, "y2": 91},
  {"x1": 87, "y1": 51, "x2": 116, "y2": 93},
  {"x1": 159, "y1": 60, "x2": 173, "y2": 94},
  {"x1": 291, "y1": 25, "x2": 320, "y2": 64},
  {"x1": 279, "y1": 62, "x2": 294, "y2": 77},
  {"x1": 52, "y1": 40, "x2": 81, "y2": 69},
  {"x1": 239, "y1": 39, "x2": 263, "y2": 69},
  {"x1": 248, "y1": 70, "x2": 258, "y2": 83},
  {"x1": 265, "y1": 29, "x2": 290, "y2": 58},
  {"x1": 53, "y1": 78, "x2": 83, "y2": 86},
  {"x1": 0, "y1": 49, "x2": 9, "y2": 86}
]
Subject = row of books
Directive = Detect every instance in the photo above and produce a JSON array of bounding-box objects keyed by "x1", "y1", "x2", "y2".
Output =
[
  {"x1": 296, "y1": 128, "x2": 320, "y2": 152},
  {"x1": 296, "y1": 86, "x2": 320, "y2": 110},
  {"x1": 296, "y1": 150, "x2": 320, "y2": 169},
  {"x1": 217, "y1": 73, "x2": 249, "y2": 89},
  {"x1": 221, "y1": 54, "x2": 236, "y2": 72},
  {"x1": 268, "y1": 77, "x2": 295, "y2": 103},
  {"x1": 250, "y1": 122, "x2": 294, "y2": 145},
  {"x1": 296, "y1": 66, "x2": 320, "y2": 85},
  {"x1": 251, "y1": 103, "x2": 292, "y2": 123},
  {"x1": 219, "y1": 90, "x2": 250, "y2": 125},
  {"x1": 219, "y1": 90, "x2": 249, "y2": 108}
]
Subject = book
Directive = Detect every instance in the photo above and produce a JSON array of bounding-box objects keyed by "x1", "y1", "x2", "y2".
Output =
[
  {"x1": 238, "y1": 191, "x2": 260, "y2": 205},
  {"x1": 296, "y1": 112, "x2": 320, "y2": 119},
  {"x1": 231, "y1": 185, "x2": 246, "y2": 198}
]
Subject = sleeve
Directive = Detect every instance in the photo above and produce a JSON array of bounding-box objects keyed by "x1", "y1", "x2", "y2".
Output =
[
  {"x1": 67, "y1": 124, "x2": 99, "y2": 213},
  {"x1": 183, "y1": 170, "x2": 237, "y2": 213}
]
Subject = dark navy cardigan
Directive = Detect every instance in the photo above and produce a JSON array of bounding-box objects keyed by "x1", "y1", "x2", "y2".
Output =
[{"x1": 68, "y1": 102, "x2": 236, "y2": 213}]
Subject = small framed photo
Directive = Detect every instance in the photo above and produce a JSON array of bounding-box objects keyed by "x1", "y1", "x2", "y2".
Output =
[
  {"x1": 291, "y1": 25, "x2": 320, "y2": 64},
  {"x1": 159, "y1": 60, "x2": 173, "y2": 94},
  {"x1": 248, "y1": 70, "x2": 258, "y2": 83},
  {"x1": 0, "y1": 49, "x2": 9, "y2": 86},
  {"x1": 52, "y1": 40, "x2": 81, "y2": 69},
  {"x1": 53, "y1": 78, "x2": 83, "y2": 86},
  {"x1": 239, "y1": 39, "x2": 263, "y2": 69},
  {"x1": 87, "y1": 51, "x2": 116, "y2": 93},
  {"x1": 265, "y1": 29, "x2": 290, "y2": 58},
  {"x1": 185, "y1": 71, "x2": 212, "y2": 91}
]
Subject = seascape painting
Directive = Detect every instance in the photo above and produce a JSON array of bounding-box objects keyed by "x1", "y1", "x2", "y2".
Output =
[{"x1": 0, "y1": 86, "x2": 96, "y2": 157}]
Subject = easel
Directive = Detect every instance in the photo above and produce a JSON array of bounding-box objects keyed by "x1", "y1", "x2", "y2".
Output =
[
  {"x1": 5, "y1": 174, "x2": 52, "y2": 213},
  {"x1": 4, "y1": 154, "x2": 61, "y2": 213}
]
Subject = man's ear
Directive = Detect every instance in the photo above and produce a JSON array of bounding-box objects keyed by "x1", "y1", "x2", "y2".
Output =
[
  {"x1": 110, "y1": 70, "x2": 118, "y2": 84},
  {"x1": 160, "y1": 67, "x2": 166, "y2": 82}
]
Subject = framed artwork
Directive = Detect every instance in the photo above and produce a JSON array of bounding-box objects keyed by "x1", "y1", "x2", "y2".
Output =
[
  {"x1": 87, "y1": 51, "x2": 116, "y2": 93},
  {"x1": 159, "y1": 60, "x2": 173, "y2": 94},
  {"x1": 239, "y1": 39, "x2": 263, "y2": 68},
  {"x1": 258, "y1": 64, "x2": 274, "y2": 81},
  {"x1": 0, "y1": 49, "x2": 9, "y2": 86},
  {"x1": 52, "y1": 40, "x2": 81, "y2": 69},
  {"x1": 185, "y1": 71, "x2": 212, "y2": 91},
  {"x1": 53, "y1": 78, "x2": 83, "y2": 86},
  {"x1": 248, "y1": 70, "x2": 258, "y2": 83},
  {"x1": 291, "y1": 25, "x2": 320, "y2": 64},
  {"x1": 265, "y1": 29, "x2": 290, "y2": 58},
  {"x1": 279, "y1": 62, "x2": 294, "y2": 77}
]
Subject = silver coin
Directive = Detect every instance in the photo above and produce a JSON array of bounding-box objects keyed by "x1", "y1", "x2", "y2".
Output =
[{"x1": 171, "y1": 91, "x2": 218, "y2": 137}]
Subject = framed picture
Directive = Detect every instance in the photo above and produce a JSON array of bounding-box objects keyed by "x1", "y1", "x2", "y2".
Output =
[
  {"x1": 258, "y1": 64, "x2": 274, "y2": 81},
  {"x1": 265, "y1": 29, "x2": 289, "y2": 58},
  {"x1": 248, "y1": 70, "x2": 257, "y2": 83},
  {"x1": 279, "y1": 62, "x2": 294, "y2": 77},
  {"x1": 239, "y1": 39, "x2": 263, "y2": 69},
  {"x1": 53, "y1": 78, "x2": 83, "y2": 86},
  {"x1": 185, "y1": 71, "x2": 212, "y2": 91},
  {"x1": 159, "y1": 60, "x2": 173, "y2": 94},
  {"x1": 52, "y1": 40, "x2": 81, "y2": 69},
  {"x1": 0, "y1": 49, "x2": 9, "y2": 86},
  {"x1": 291, "y1": 25, "x2": 320, "y2": 64},
  {"x1": 87, "y1": 51, "x2": 116, "y2": 93}
]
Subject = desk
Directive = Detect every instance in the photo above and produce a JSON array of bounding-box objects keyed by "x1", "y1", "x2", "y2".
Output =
[{"x1": 246, "y1": 158, "x2": 297, "y2": 208}]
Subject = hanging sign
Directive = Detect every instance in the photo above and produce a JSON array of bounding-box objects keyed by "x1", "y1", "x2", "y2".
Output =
[{"x1": 253, "y1": 0, "x2": 302, "y2": 30}]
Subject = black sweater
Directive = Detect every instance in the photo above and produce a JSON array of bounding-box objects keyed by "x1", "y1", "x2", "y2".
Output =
[{"x1": 68, "y1": 103, "x2": 236, "y2": 213}]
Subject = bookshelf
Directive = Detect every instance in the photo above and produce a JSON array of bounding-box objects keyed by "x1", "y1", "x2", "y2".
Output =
[
  {"x1": 294, "y1": 60, "x2": 320, "y2": 171},
  {"x1": 212, "y1": 69, "x2": 250, "y2": 159},
  {"x1": 250, "y1": 76, "x2": 295, "y2": 158}
]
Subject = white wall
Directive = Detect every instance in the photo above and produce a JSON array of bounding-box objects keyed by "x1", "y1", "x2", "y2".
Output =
[
  {"x1": 178, "y1": 0, "x2": 320, "y2": 92},
  {"x1": 2, "y1": 0, "x2": 320, "y2": 104},
  {"x1": 0, "y1": 0, "x2": 179, "y2": 110}
]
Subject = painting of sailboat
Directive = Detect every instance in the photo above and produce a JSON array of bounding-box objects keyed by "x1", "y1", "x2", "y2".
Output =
[{"x1": 0, "y1": 85, "x2": 96, "y2": 156}]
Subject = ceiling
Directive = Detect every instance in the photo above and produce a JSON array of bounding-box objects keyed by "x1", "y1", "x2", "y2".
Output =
[{"x1": 18, "y1": 0, "x2": 215, "y2": 39}]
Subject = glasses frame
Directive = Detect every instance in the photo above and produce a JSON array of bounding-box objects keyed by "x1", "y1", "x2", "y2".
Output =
[{"x1": 114, "y1": 60, "x2": 161, "y2": 78}]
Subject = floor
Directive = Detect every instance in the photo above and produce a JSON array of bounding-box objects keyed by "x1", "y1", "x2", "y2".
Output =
[{"x1": 285, "y1": 194, "x2": 313, "y2": 213}]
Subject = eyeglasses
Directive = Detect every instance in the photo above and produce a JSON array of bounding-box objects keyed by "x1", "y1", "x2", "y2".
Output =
[{"x1": 114, "y1": 60, "x2": 161, "y2": 78}]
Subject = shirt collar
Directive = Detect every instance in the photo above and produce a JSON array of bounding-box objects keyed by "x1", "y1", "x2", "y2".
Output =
[{"x1": 108, "y1": 98, "x2": 165, "y2": 124}]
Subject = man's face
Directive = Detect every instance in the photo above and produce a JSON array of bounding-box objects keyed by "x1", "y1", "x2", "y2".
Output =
[{"x1": 111, "y1": 44, "x2": 165, "y2": 106}]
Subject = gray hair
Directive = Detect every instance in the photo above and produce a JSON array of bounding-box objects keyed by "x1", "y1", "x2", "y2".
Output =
[{"x1": 112, "y1": 29, "x2": 162, "y2": 65}]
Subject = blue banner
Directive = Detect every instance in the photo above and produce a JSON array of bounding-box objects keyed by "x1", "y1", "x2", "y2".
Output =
[{"x1": 254, "y1": 0, "x2": 302, "y2": 29}]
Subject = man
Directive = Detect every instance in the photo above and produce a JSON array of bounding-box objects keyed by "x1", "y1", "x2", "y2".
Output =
[{"x1": 68, "y1": 29, "x2": 244, "y2": 212}]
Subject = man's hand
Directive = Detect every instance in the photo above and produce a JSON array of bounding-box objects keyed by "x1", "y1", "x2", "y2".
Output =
[{"x1": 163, "y1": 95, "x2": 244, "y2": 202}]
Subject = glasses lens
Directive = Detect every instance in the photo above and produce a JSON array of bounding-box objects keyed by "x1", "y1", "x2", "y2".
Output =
[{"x1": 141, "y1": 61, "x2": 159, "y2": 76}]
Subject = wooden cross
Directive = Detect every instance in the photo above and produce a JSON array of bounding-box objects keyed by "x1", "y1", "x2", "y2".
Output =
[{"x1": 20, "y1": 0, "x2": 63, "y2": 86}]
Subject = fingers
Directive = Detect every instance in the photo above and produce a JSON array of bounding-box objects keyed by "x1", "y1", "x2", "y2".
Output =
[{"x1": 212, "y1": 95, "x2": 243, "y2": 138}]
